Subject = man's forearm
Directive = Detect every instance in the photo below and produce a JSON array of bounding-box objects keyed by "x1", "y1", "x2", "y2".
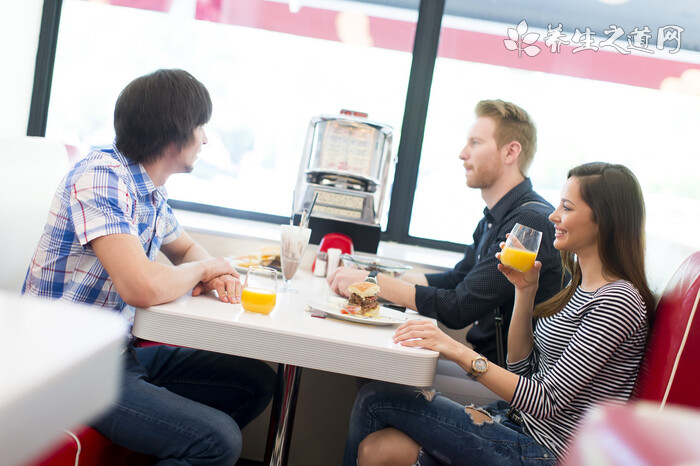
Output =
[
  {"x1": 93, "y1": 234, "x2": 209, "y2": 307},
  {"x1": 377, "y1": 275, "x2": 418, "y2": 311},
  {"x1": 177, "y1": 241, "x2": 211, "y2": 265},
  {"x1": 161, "y1": 232, "x2": 212, "y2": 266},
  {"x1": 142, "y1": 260, "x2": 209, "y2": 304},
  {"x1": 400, "y1": 272, "x2": 429, "y2": 286},
  {"x1": 92, "y1": 233, "x2": 238, "y2": 308}
]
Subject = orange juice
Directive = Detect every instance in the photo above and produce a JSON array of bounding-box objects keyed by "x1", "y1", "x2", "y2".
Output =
[
  {"x1": 500, "y1": 246, "x2": 537, "y2": 272},
  {"x1": 241, "y1": 287, "x2": 277, "y2": 314}
]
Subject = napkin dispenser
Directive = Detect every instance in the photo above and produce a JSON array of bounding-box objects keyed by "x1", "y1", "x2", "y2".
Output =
[{"x1": 293, "y1": 111, "x2": 393, "y2": 253}]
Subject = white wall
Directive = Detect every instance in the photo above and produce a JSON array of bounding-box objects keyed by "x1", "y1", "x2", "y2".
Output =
[{"x1": 0, "y1": 0, "x2": 44, "y2": 138}]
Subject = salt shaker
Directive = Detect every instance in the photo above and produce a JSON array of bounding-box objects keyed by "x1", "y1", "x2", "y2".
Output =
[
  {"x1": 313, "y1": 252, "x2": 328, "y2": 277},
  {"x1": 326, "y1": 248, "x2": 342, "y2": 276}
]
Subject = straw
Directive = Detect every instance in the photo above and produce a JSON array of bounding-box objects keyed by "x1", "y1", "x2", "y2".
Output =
[
  {"x1": 290, "y1": 189, "x2": 296, "y2": 225},
  {"x1": 304, "y1": 192, "x2": 319, "y2": 229}
]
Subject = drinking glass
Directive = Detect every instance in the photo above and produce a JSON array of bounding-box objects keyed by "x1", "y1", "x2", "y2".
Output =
[
  {"x1": 241, "y1": 266, "x2": 277, "y2": 314},
  {"x1": 500, "y1": 223, "x2": 543, "y2": 272},
  {"x1": 280, "y1": 224, "x2": 312, "y2": 293}
]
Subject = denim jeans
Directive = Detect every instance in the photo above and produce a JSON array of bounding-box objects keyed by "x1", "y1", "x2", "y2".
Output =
[
  {"x1": 343, "y1": 381, "x2": 557, "y2": 466},
  {"x1": 90, "y1": 344, "x2": 275, "y2": 465}
]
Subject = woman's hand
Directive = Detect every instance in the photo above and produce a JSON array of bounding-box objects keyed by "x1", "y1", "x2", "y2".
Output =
[
  {"x1": 496, "y1": 241, "x2": 542, "y2": 293},
  {"x1": 393, "y1": 320, "x2": 466, "y2": 362}
]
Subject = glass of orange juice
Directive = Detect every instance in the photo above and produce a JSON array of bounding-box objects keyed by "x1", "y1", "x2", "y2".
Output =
[
  {"x1": 241, "y1": 266, "x2": 277, "y2": 314},
  {"x1": 500, "y1": 223, "x2": 542, "y2": 272}
]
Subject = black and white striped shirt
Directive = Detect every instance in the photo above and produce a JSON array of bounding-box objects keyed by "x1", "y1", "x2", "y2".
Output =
[{"x1": 508, "y1": 281, "x2": 648, "y2": 459}]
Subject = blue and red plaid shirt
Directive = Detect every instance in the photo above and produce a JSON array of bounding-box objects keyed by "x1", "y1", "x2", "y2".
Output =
[{"x1": 22, "y1": 144, "x2": 182, "y2": 323}]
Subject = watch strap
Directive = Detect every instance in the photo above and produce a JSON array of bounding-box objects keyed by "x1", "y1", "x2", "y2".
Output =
[{"x1": 366, "y1": 270, "x2": 379, "y2": 283}]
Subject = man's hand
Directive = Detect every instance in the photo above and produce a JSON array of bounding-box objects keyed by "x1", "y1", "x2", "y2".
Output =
[
  {"x1": 327, "y1": 266, "x2": 419, "y2": 311},
  {"x1": 193, "y1": 273, "x2": 242, "y2": 304},
  {"x1": 197, "y1": 257, "x2": 240, "y2": 284},
  {"x1": 193, "y1": 257, "x2": 241, "y2": 304},
  {"x1": 326, "y1": 267, "x2": 370, "y2": 296}
]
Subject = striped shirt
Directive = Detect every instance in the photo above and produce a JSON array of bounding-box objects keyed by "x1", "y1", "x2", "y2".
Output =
[
  {"x1": 508, "y1": 281, "x2": 648, "y2": 459},
  {"x1": 22, "y1": 144, "x2": 182, "y2": 323}
]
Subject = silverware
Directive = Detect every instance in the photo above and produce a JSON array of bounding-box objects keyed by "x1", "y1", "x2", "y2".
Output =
[{"x1": 306, "y1": 304, "x2": 327, "y2": 319}]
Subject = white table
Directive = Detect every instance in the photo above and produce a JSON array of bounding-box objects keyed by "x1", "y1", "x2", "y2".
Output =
[
  {"x1": 132, "y1": 271, "x2": 438, "y2": 465},
  {"x1": 0, "y1": 292, "x2": 127, "y2": 465}
]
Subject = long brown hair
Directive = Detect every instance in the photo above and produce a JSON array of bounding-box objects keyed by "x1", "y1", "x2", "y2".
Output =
[{"x1": 534, "y1": 163, "x2": 656, "y2": 325}]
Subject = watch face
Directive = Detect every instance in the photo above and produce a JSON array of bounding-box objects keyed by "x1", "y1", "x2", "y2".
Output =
[{"x1": 473, "y1": 357, "x2": 488, "y2": 373}]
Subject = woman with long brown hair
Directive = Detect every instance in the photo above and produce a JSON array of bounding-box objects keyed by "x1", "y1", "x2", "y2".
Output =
[{"x1": 343, "y1": 162, "x2": 656, "y2": 465}]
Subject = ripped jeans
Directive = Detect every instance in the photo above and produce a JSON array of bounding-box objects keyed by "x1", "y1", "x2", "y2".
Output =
[{"x1": 343, "y1": 381, "x2": 557, "y2": 466}]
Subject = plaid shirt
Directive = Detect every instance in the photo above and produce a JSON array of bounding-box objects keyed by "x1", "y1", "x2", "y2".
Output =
[{"x1": 22, "y1": 144, "x2": 182, "y2": 323}]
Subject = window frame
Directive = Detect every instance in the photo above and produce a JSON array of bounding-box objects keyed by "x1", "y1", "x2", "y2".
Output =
[
  {"x1": 27, "y1": 0, "x2": 63, "y2": 137},
  {"x1": 30, "y1": 0, "x2": 466, "y2": 252}
]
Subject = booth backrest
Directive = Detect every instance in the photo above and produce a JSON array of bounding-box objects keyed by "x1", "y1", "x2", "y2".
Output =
[
  {"x1": 633, "y1": 250, "x2": 700, "y2": 409},
  {"x1": 0, "y1": 137, "x2": 69, "y2": 293},
  {"x1": 566, "y1": 252, "x2": 700, "y2": 465}
]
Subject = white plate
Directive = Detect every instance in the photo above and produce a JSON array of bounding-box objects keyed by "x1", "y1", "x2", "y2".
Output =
[
  {"x1": 307, "y1": 298, "x2": 408, "y2": 326},
  {"x1": 230, "y1": 257, "x2": 282, "y2": 276}
]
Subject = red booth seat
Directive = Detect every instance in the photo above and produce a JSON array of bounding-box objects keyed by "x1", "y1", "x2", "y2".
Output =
[
  {"x1": 633, "y1": 250, "x2": 700, "y2": 408},
  {"x1": 565, "y1": 250, "x2": 700, "y2": 465},
  {"x1": 30, "y1": 339, "x2": 182, "y2": 465},
  {"x1": 566, "y1": 402, "x2": 700, "y2": 465},
  {"x1": 30, "y1": 427, "x2": 155, "y2": 466}
]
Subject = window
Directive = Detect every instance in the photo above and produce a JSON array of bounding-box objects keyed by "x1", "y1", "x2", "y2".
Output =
[
  {"x1": 37, "y1": 0, "x2": 700, "y2": 253},
  {"x1": 46, "y1": 0, "x2": 418, "y2": 224},
  {"x1": 410, "y1": 2, "x2": 700, "y2": 250}
]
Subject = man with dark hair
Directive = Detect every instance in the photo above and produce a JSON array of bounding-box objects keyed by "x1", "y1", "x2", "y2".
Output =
[
  {"x1": 114, "y1": 69, "x2": 214, "y2": 165},
  {"x1": 23, "y1": 69, "x2": 275, "y2": 463},
  {"x1": 329, "y1": 99, "x2": 564, "y2": 364}
]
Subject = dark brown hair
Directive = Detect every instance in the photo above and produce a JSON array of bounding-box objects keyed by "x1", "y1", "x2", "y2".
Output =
[
  {"x1": 475, "y1": 99, "x2": 537, "y2": 175},
  {"x1": 534, "y1": 162, "x2": 656, "y2": 325},
  {"x1": 114, "y1": 69, "x2": 212, "y2": 164}
]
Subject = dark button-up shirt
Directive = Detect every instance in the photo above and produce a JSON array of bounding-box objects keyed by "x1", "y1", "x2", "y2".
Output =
[{"x1": 414, "y1": 178, "x2": 564, "y2": 362}]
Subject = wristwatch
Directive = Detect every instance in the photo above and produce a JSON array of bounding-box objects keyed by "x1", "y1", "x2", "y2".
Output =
[
  {"x1": 468, "y1": 355, "x2": 489, "y2": 380},
  {"x1": 365, "y1": 270, "x2": 379, "y2": 284}
]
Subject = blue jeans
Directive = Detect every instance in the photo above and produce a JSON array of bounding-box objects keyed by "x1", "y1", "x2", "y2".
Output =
[
  {"x1": 90, "y1": 344, "x2": 275, "y2": 465},
  {"x1": 344, "y1": 381, "x2": 557, "y2": 466}
]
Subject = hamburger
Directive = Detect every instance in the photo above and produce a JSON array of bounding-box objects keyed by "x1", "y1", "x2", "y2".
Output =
[
  {"x1": 259, "y1": 245, "x2": 281, "y2": 270},
  {"x1": 347, "y1": 281, "x2": 380, "y2": 316}
]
